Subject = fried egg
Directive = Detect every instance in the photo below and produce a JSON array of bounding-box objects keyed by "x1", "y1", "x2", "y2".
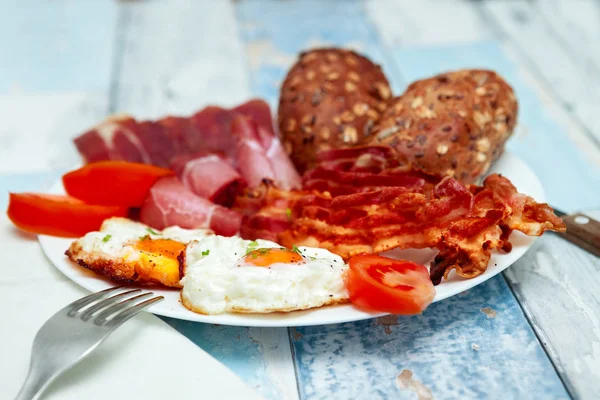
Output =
[
  {"x1": 180, "y1": 236, "x2": 349, "y2": 314},
  {"x1": 66, "y1": 217, "x2": 212, "y2": 287}
]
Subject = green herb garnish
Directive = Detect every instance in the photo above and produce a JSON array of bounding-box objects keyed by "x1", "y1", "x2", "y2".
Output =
[
  {"x1": 285, "y1": 208, "x2": 292, "y2": 220},
  {"x1": 201, "y1": 249, "x2": 210, "y2": 256},
  {"x1": 139, "y1": 234, "x2": 151, "y2": 241},
  {"x1": 248, "y1": 247, "x2": 270, "y2": 258},
  {"x1": 102, "y1": 234, "x2": 112, "y2": 243},
  {"x1": 245, "y1": 240, "x2": 259, "y2": 255},
  {"x1": 146, "y1": 228, "x2": 160, "y2": 235},
  {"x1": 291, "y1": 244, "x2": 301, "y2": 254}
]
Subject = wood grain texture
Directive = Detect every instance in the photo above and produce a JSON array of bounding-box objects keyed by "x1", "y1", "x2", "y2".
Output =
[
  {"x1": 1, "y1": 0, "x2": 597, "y2": 399},
  {"x1": 109, "y1": 1, "x2": 298, "y2": 398},
  {"x1": 292, "y1": 276, "x2": 569, "y2": 400},
  {"x1": 505, "y1": 220, "x2": 600, "y2": 400},
  {"x1": 535, "y1": 0, "x2": 600, "y2": 75},
  {"x1": 479, "y1": 0, "x2": 600, "y2": 146},
  {"x1": 237, "y1": 0, "x2": 570, "y2": 398},
  {"x1": 366, "y1": 0, "x2": 493, "y2": 47},
  {"x1": 113, "y1": 0, "x2": 250, "y2": 118},
  {"x1": 236, "y1": 0, "x2": 407, "y2": 106},
  {"x1": 0, "y1": 1, "x2": 117, "y2": 93},
  {"x1": 0, "y1": 0, "x2": 116, "y2": 173},
  {"x1": 559, "y1": 213, "x2": 600, "y2": 258},
  {"x1": 0, "y1": 93, "x2": 106, "y2": 173},
  {"x1": 388, "y1": 41, "x2": 600, "y2": 212},
  {"x1": 366, "y1": 0, "x2": 600, "y2": 171},
  {"x1": 366, "y1": 2, "x2": 600, "y2": 398}
]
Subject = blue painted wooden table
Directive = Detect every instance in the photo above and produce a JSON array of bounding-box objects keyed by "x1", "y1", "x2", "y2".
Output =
[{"x1": 1, "y1": 0, "x2": 599, "y2": 399}]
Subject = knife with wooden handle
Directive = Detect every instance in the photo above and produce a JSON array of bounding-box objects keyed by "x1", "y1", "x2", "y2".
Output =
[{"x1": 552, "y1": 207, "x2": 600, "y2": 258}]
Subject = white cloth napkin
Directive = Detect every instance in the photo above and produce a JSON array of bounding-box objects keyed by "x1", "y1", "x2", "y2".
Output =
[{"x1": 0, "y1": 215, "x2": 263, "y2": 399}]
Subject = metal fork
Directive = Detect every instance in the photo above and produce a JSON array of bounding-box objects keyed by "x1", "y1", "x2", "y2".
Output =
[{"x1": 15, "y1": 286, "x2": 164, "y2": 400}]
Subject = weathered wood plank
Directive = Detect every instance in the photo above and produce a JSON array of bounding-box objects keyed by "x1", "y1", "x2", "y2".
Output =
[
  {"x1": 113, "y1": 0, "x2": 250, "y2": 118},
  {"x1": 292, "y1": 276, "x2": 570, "y2": 400},
  {"x1": 534, "y1": 0, "x2": 600, "y2": 74},
  {"x1": 0, "y1": 0, "x2": 117, "y2": 173},
  {"x1": 366, "y1": 0, "x2": 493, "y2": 46},
  {"x1": 237, "y1": 1, "x2": 569, "y2": 398},
  {"x1": 504, "y1": 213, "x2": 600, "y2": 400},
  {"x1": 366, "y1": 0, "x2": 600, "y2": 172},
  {"x1": 391, "y1": 39, "x2": 600, "y2": 400},
  {"x1": 236, "y1": 0, "x2": 407, "y2": 104},
  {"x1": 0, "y1": 1, "x2": 117, "y2": 93},
  {"x1": 0, "y1": 93, "x2": 107, "y2": 173},
  {"x1": 390, "y1": 41, "x2": 600, "y2": 212},
  {"x1": 479, "y1": 0, "x2": 600, "y2": 146},
  {"x1": 112, "y1": 1, "x2": 297, "y2": 398},
  {"x1": 366, "y1": 2, "x2": 600, "y2": 398}
]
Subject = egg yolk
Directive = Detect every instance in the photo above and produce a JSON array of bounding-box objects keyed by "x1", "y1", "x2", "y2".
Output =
[
  {"x1": 136, "y1": 238, "x2": 185, "y2": 258},
  {"x1": 134, "y1": 238, "x2": 186, "y2": 286},
  {"x1": 243, "y1": 248, "x2": 304, "y2": 267}
]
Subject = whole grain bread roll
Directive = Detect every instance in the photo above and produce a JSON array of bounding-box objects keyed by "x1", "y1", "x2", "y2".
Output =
[
  {"x1": 278, "y1": 48, "x2": 391, "y2": 173},
  {"x1": 367, "y1": 69, "x2": 518, "y2": 183}
]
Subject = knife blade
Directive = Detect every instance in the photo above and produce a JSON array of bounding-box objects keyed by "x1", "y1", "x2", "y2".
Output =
[{"x1": 551, "y1": 206, "x2": 600, "y2": 258}]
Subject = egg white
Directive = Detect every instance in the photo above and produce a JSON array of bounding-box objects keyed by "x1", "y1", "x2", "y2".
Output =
[
  {"x1": 66, "y1": 217, "x2": 212, "y2": 287},
  {"x1": 74, "y1": 217, "x2": 212, "y2": 259},
  {"x1": 180, "y1": 236, "x2": 349, "y2": 314}
]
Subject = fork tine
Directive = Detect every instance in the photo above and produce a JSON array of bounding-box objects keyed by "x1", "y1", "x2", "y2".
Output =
[
  {"x1": 105, "y1": 296, "x2": 164, "y2": 328},
  {"x1": 67, "y1": 286, "x2": 123, "y2": 314},
  {"x1": 93, "y1": 292, "x2": 153, "y2": 326},
  {"x1": 79, "y1": 289, "x2": 142, "y2": 321}
]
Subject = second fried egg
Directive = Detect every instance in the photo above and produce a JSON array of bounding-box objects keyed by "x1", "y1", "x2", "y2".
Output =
[{"x1": 180, "y1": 236, "x2": 349, "y2": 314}]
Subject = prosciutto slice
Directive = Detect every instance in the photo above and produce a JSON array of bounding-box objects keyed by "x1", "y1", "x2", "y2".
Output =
[
  {"x1": 234, "y1": 100, "x2": 301, "y2": 189},
  {"x1": 140, "y1": 177, "x2": 241, "y2": 236},
  {"x1": 232, "y1": 114, "x2": 301, "y2": 190},
  {"x1": 171, "y1": 152, "x2": 245, "y2": 207},
  {"x1": 74, "y1": 99, "x2": 301, "y2": 190}
]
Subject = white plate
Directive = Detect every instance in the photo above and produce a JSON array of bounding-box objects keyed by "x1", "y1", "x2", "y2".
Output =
[{"x1": 39, "y1": 152, "x2": 543, "y2": 327}]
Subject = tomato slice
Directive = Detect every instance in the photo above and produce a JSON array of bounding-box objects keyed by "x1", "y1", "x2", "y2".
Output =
[
  {"x1": 347, "y1": 255, "x2": 435, "y2": 315},
  {"x1": 62, "y1": 161, "x2": 173, "y2": 207},
  {"x1": 7, "y1": 193, "x2": 128, "y2": 237}
]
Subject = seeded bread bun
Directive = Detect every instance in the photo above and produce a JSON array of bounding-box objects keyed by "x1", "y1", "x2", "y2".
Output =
[
  {"x1": 278, "y1": 48, "x2": 392, "y2": 173},
  {"x1": 367, "y1": 69, "x2": 518, "y2": 183}
]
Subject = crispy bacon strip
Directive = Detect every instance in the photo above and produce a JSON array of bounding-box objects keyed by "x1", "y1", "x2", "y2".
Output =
[{"x1": 238, "y1": 146, "x2": 566, "y2": 284}]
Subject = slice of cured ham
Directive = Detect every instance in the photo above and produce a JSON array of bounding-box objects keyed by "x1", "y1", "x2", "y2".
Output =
[
  {"x1": 231, "y1": 116, "x2": 276, "y2": 188},
  {"x1": 74, "y1": 107, "x2": 235, "y2": 168},
  {"x1": 171, "y1": 152, "x2": 246, "y2": 207},
  {"x1": 231, "y1": 114, "x2": 301, "y2": 190},
  {"x1": 234, "y1": 100, "x2": 302, "y2": 190},
  {"x1": 74, "y1": 99, "x2": 301, "y2": 190},
  {"x1": 140, "y1": 176, "x2": 241, "y2": 236}
]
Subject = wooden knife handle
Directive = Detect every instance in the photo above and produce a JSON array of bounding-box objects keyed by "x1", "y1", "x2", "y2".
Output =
[{"x1": 558, "y1": 214, "x2": 600, "y2": 258}]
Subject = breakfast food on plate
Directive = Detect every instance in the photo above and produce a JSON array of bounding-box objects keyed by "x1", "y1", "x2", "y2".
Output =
[
  {"x1": 180, "y1": 236, "x2": 349, "y2": 314},
  {"x1": 171, "y1": 152, "x2": 246, "y2": 207},
  {"x1": 7, "y1": 193, "x2": 128, "y2": 237},
  {"x1": 73, "y1": 99, "x2": 301, "y2": 190},
  {"x1": 231, "y1": 114, "x2": 301, "y2": 189},
  {"x1": 368, "y1": 69, "x2": 518, "y2": 183},
  {"x1": 62, "y1": 161, "x2": 174, "y2": 207},
  {"x1": 240, "y1": 146, "x2": 566, "y2": 284},
  {"x1": 278, "y1": 48, "x2": 392, "y2": 173},
  {"x1": 6, "y1": 47, "x2": 568, "y2": 318},
  {"x1": 66, "y1": 217, "x2": 212, "y2": 288},
  {"x1": 346, "y1": 255, "x2": 435, "y2": 314},
  {"x1": 140, "y1": 176, "x2": 242, "y2": 236}
]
